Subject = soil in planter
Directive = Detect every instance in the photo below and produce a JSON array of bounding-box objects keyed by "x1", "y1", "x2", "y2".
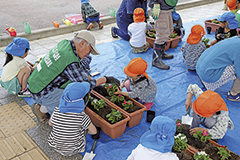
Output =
[
  {"x1": 106, "y1": 96, "x2": 142, "y2": 113},
  {"x1": 172, "y1": 149, "x2": 193, "y2": 160},
  {"x1": 180, "y1": 124, "x2": 240, "y2": 160}
]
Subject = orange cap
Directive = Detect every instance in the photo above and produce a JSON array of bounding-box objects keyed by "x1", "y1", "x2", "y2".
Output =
[
  {"x1": 124, "y1": 57, "x2": 149, "y2": 79},
  {"x1": 193, "y1": 90, "x2": 228, "y2": 118},
  {"x1": 227, "y1": 0, "x2": 237, "y2": 10},
  {"x1": 187, "y1": 25, "x2": 206, "y2": 44},
  {"x1": 133, "y1": 8, "x2": 145, "y2": 23}
]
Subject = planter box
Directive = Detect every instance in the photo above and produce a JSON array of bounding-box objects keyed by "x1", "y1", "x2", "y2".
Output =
[
  {"x1": 204, "y1": 19, "x2": 220, "y2": 33},
  {"x1": 170, "y1": 36, "x2": 181, "y2": 48},
  {"x1": 92, "y1": 90, "x2": 146, "y2": 128},
  {"x1": 85, "y1": 92, "x2": 130, "y2": 139},
  {"x1": 146, "y1": 36, "x2": 171, "y2": 51}
]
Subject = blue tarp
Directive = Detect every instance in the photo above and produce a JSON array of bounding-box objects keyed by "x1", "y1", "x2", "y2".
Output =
[{"x1": 1, "y1": 16, "x2": 239, "y2": 159}]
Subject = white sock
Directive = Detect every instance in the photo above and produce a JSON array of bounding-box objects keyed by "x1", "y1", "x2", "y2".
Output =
[{"x1": 40, "y1": 105, "x2": 48, "y2": 113}]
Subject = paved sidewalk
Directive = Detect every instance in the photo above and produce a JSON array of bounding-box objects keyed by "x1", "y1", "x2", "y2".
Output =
[{"x1": 0, "y1": 1, "x2": 227, "y2": 160}]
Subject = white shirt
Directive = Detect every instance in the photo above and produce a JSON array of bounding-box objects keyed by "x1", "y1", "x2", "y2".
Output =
[
  {"x1": 1, "y1": 56, "x2": 29, "y2": 82},
  {"x1": 128, "y1": 22, "x2": 151, "y2": 47},
  {"x1": 126, "y1": 144, "x2": 179, "y2": 160}
]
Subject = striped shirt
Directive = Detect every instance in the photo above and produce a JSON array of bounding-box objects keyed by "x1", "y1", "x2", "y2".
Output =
[
  {"x1": 31, "y1": 40, "x2": 96, "y2": 100},
  {"x1": 48, "y1": 107, "x2": 91, "y2": 156}
]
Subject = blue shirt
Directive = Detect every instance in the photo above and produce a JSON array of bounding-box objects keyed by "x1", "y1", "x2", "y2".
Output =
[{"x1": 196, "y1": 36, "x2": 240, "y2": 83}]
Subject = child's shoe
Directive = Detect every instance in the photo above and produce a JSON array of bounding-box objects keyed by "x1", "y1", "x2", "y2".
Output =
[
  {"x1": 144, "y1": 102, "x2": 154, "y2": 110},
  {"x1": 18, "y1": 88, "x2": 31, "y2": 97},
  {"x1": 87, "y1": 23, "x2": 94, "y2": 30},
  {"x1": 227, "y1": 91, "x2": 240, "y2": 102},
  {"x1": 99, "y1": 21, "x2": 103, "y2": 29}
]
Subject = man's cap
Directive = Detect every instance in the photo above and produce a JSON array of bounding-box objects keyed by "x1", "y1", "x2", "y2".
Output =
[
  {"x1": 133, "y1": 8, "x2": 145, "y2": 23},
  {"x1": 227, "y1": 0, "x2": 237, "y2": 10},
  {"x1": 187, "y1": 25, "x2": 206, "y2": 44},
  {"x1": 4, "y1": 37, "x2": 31, "y2": 57},
  {"x1": 74, "y1": 30, "x2": 100, "y2": 55},
  {"x1": 124, "y1": 57, "x2": 149, "y2": 79},
  {"x1": 193, "y1": 90, "x2": 228, "y2": 118}
]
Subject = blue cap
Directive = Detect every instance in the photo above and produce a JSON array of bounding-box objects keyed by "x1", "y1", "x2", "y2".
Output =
[
  {"x1": 140, "y1": 116, "x2": 176, "y2": 153},
  {"x1": 81, "y1": 0, "x2": 89, "y2": 4},
  {"x1": 59, "y1": 82, "x2": 90, "y2": 113},
  {"x1": 172, "y1": 11, "x2": 180, "y2": 21},
  {"x1": 218, "y1": 12, "x2": 239, "y2": 29},
  {"x1": 4, "y1": 37, "x2": 31, "y2": 57}
]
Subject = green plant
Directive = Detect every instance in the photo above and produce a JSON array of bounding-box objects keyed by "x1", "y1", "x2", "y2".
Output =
[
  {"x1": 106, "y1": 109, "x2": 122, "y2": 124},
  {"x1": 122, "y1": 99, "x2": 133, "y2": 110},
  {"x1": 150, "y1": 28, "x2": 156, "y2": 33},
  {"x1": 146, "y1": 30, "x2": 156, "y2": 38},
  {"x1": 217, "y1": 145, "x2": 231, "y2": 160},
  {"x1": 194, "y1": 151, "x2": 210, "y2": 160},
  {"x1": 212, "y1": 19, "x2": 220, "y2": 24},
  {"x1": 105, "y1": 83, "x2": 118, "y2": 96},
  {"x1": 175, "y1": 119, "x2": 182, "y2": 132},
  {"x1": 225, "y1": 32, "x2": 230, "y2": 38},
  {"x1": 193, "y1": 130, "x2": 212, "y2": 143},
  {"x1": 33, "y1": 57, "x2": 43, "y2": 65},
  {"x1": 110, "y1": 94, "x2": 124, "y2": 103},
  {"x1": 89, "y1": 95, "x2": 107, "y2": 111},
  {"x1": 170, "y1": 31, "x2": 178, "y2": 38},
  {"x1": 201, "y1": 38, "x2": 210, "y2": 47},
  {"x1": 172, "y1": 133, "x2": 188, "y2": 152}
]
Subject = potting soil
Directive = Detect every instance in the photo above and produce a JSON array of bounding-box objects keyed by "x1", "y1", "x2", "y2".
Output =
[{"x1": 2, "y1": 15, "x2": 239, "y2": 159}]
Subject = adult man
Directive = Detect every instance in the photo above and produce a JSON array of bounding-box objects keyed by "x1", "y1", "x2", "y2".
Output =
[
  {"x1": 28, "y1": 30, "x2": 119, "y2": 124},
  {"x1": 196, "y1": 36, "x2": 240, "y2": 102}
]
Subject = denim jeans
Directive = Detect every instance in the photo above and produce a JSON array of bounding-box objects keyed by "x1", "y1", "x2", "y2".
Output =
[{"x1": 34, "y1": 88, "x2": 64, "y2": 115}]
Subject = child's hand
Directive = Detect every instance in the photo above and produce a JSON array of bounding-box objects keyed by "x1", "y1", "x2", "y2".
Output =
[
  {"x1": 185, "y1": 98, "x2": 192, "y2": 111},
  {"x1": 190, "y1": 127, "x2": 208, "y2": 135},
  {"x1": 114, "y1": 87, "x2": 121, "y2": 95},
  {"x1": 120, "y1": 82, "x2": 125, "y2": 89}
]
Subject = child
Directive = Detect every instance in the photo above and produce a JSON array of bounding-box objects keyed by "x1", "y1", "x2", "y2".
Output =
[
  {"x1": 185, "y1": 84, "x2": 234, "y2": 140},
  {"x1": 0, "y1": 37, "x2": 35, "y2": 97},
  {"x1": 227, "y1": 0, "x2": 240, "y2": 13},
  {"x1": 48, "y1": 82, "x2": 98, "y2": 156},
  {"x1": 128, "y1": 8, "x2": 153, "y2": 53},
  {"x1": 182, "y1": 25, "x2": 206, "y2": 71},
  {"x1": 127, "y1": 116, "x2": 178, "y2": 160},
  {"x1": 172, "y1": 7, "x2": 185, "y2": 39},
  {"x1": 210, "y1": 12, "x2": 238, "y2": 46},
  {"x1": 80, "y1": 0, "x2": 103, "y2": 30},
  {"x1": 114, "y1": 57, "x2": 157, "y2": 110},
  {"x1": 149, "y1": 0, "x2": 178, "y2": 70}
]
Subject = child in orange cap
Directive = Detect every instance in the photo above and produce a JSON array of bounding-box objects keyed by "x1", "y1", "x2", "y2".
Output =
[
  {"x1": 128, "y1": 8, "x2": 153, "y2": 53},
  {"x1": 185, "y1": 84, "x2": 234, "y2": 140},
  {"x1": 114, "y1": 57, "x2": 157, "y2": 110},
  {"x1": 227, "y1": 0, "x2": 240, "y2": 13},
  {"x1": 182, "y1": 25, "x2": 206, "y2": 71}
]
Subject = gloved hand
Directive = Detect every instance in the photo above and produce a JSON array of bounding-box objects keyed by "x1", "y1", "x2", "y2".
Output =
[
  {"x1": 93, "y1": 86, "x2": 108, "y2": 96},
  {"x1": 91, "y1": 127, "x2": 101, "y2": 140},
  {"x1": 104, "y1": 76, "x2": 120, "y2": 86},
  {"x1": 151, "y1": 4, "x2": 160, "y2": 20}
]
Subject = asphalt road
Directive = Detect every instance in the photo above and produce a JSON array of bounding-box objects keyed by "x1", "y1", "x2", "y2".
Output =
[{"x1": 0, "y1": 0, "x2": 190, "y2": 34}]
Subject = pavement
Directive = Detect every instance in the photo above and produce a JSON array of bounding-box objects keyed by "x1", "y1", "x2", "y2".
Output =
[{"x1": 0, "y1": 1, "x2": 228, "y2": 160}]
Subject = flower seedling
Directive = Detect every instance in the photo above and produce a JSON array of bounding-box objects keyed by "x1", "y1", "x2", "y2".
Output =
[
  {"x1": 105, "y1": 83, "x2": 118, "y2": 96},
  {"x1": 212, "y1": 19, "x2": 220, "y2": 24},
  {"x1": 201, "y1": 38, "x2": 210, "y2": 47},
  {"x1": 194, "y1": 151, "x2": 210, "y2": 160},
  {"x1": 110, "y1": 94, "x2": 124, "y2": 103},
  {"x1": 146, "y1": 30, "x2": 156, "y2": 38},
  {"x1": 175, "y1": 119, "x2": 182, "y2": 132},
  {"x1": 90, "y1": 96, "x2": 107, "y2": 111},
  {"x1": 170, "y1": 31, "x2": 178, "y2": 38},
  {"x1": 150, "y1": 28, "x2": 156, "y2": 33},
  {"x1": 193, "y1": 130, "x2": 212, "y2": 142},
  {"x1": 106, "y1": 109, "x2": 122, "y2": 124},
  {"x1": 217, "y1": 145, "x2": 231, "y2": 160},
  {"x1": 173, "y1": 133, "x2": 188, "y2": 152},
  {"x1": 122, "y1": 99, "x2": 133, "y2": 111}
]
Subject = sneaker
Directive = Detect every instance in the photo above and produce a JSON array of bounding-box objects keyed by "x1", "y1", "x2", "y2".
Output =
[
  {"x1": 87, "y1": 23, "x2": 94, "y2": 30},
  {"x1": 18, "y1": 89, "x2": 31, "y2": 97},
  {"x1": 227, "y1": 91, "x2": 240, "y2": 102},
  {"x1": 111, "y1": 27, "x2": 118, "y2": 38},
  {"x1": 99, "y1": 21, "x2": 103, "y2": 29},
  {"x1": 31, "y1": 103, "x2": 50, "y2": 124}
]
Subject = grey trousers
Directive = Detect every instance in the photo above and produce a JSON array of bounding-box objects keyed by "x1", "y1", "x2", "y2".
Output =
[{"x1": 231, "y1": 75, "x2": 240, "y2": 95}]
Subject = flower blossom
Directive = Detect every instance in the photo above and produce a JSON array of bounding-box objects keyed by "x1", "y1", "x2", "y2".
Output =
[
  {"x1": 176, "y1": 122, "x2": 181, "y2": 126},
  {"x1": 202, "y1": 130, "x2": 208, "y2": 136}
]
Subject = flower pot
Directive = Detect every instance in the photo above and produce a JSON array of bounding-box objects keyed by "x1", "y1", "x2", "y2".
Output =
[
  {"x1": 84, "y1": 92, "x2": 130, "y2": 139},
  {"x1": 204, "y1": 19, "x2": 220, "y2": 33},
  {"x1": 91, "y1": 90, "x2": 146, "y2": 128},
  {"x1": 146, "y1": 36, "x2": 171, "y2": 51},
  {"x1": 146, "y1": 110, "x2": 155, "y2": 123},
  {"x1": 170, "y1": 36, "x2": 181, "y2": 48}
]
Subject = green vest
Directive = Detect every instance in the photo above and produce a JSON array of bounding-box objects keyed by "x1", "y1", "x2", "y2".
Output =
[
  {"x1": 235, "y1": 11, "x2": 240, "y2": 28},
  {"x1": 28, "y1": 40, "x2": 80, "y2": 93}
]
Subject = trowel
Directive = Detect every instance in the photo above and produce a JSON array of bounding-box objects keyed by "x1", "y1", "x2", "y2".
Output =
[{"x1": 182, "y1": 107, "x2": 193, "y2": 125}]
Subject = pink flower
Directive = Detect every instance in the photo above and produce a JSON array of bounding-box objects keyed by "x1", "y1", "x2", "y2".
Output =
[
  {"x1": 202, "y1": 130, "x2": 208, "y2": 136},
  {"x1": 124, "y1": 99, "x2": 127, "y2": 104},
  {"x1": 176, "y1": 122, "x2": 181, "y2": 126},
  {"x1": 220, "y1": 145, "x2": 226, "y2": 149},
  {"x1": 118, "y1": 94, "x2": 122, "y2": 97}
]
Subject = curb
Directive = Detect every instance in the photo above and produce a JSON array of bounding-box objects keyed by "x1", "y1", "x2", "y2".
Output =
[{"x1": 0, "y1": 0, "x2": 222, "y2": 47}]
